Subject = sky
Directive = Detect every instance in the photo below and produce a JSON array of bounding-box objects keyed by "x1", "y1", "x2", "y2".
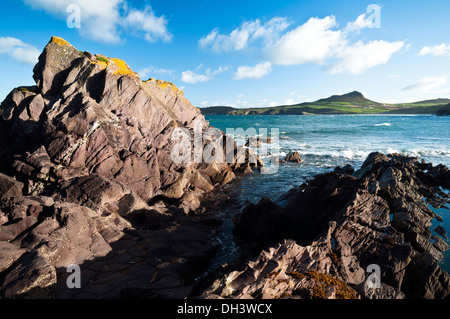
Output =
[{"x1": 1, "y1": 0, "x2": 450, "y2": 108}]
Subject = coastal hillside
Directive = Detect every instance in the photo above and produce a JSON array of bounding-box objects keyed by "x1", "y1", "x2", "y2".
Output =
[
  {"x1": 435, "y1": 103, "x2": 450, "y2": 116},
  {"x1": 200, "y1": 91, "x2": 450, "y2": 115}
]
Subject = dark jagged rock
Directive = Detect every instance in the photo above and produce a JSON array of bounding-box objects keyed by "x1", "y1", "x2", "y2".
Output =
[
  {"x1": 334, "y1": 164, "x2": 354, "y2": 175},
  {"x1": 434, "y1": 225, "x2": 448, "y2": 240},
  {"x1": 0, "y1": 36, "x2": 262, "y2": 299},
  {"x1": 198, "y1": 152, "x2": 450, "y2": 299}
]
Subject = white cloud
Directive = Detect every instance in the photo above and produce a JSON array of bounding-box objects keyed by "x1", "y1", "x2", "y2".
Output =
[
  {"x1": 0, "y1": 36, "x2": 40, "y2": 64},
  {"x1": 269, "y1": 16, "x2": 343, "y2": 66},
  {"x1": 267, "y1": 16, "x2": 405, "y2": 73},
  {"x1": 22, "y1": 0, "x2": 171, "y2": 44},
  {"x1": 345, "y1": 13, "x2": 372, "y2": 32},
  {"x1": 199, "y1": 17, "x2": 290, "y2": 53},
  {"x1": 122, "y1": 6, "x2": 172, "y2": 43},
  {"x1": 201, "y1": 10, "x2": 405, "y2": 75},
  {"x1": 419, "y1": 43, "x2": 450, "y2": 56},
  {"x1": 402, "y1": 75, "x2": 448, "y2": 92},
  {"x1": 181, "y1": 71, "x2": 209, "y2": 84},
  {"x1": 138, "y1": 66, "x2": 174, "y2": 79},
  {"x1": 181, "y1": 65, "x2": 227, "y2": 84},
  {"x1": 328, "y1": 40, "x2": 405, "y2": 74},
  {"x1": 284, "y1": 98, "x2": 295, "y2": 105},
  {"x1": 344, "y1": 7, "x2": 380, "y2": 33},
  {"x1": 234, "y1": 61, "x2": 272, "y2": 80}
]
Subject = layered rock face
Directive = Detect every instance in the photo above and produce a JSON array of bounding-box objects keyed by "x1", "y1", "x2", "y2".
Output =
[
  {"x1": 198, "y1": 153, "x2": 450, "y2": 299},
  {"x1": 0, "y1": 37, "x2": 260, "y2": 298}
]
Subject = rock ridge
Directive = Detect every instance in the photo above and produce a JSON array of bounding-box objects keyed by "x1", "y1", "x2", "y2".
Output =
[{"x1": 0, "y1": 36, "x2": 261, "y2": 298}]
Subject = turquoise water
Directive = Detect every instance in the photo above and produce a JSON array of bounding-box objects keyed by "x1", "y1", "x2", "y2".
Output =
[{"x1": 204, "y1": 114, "x2": 450, "y2": 272}]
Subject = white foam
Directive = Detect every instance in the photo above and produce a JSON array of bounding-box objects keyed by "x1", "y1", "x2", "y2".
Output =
[{"x1": 374, "y1": 123, "x2": 391, "y2": 126}]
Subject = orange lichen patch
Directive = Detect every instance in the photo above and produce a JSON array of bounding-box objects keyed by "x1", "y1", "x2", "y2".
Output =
[
  {"x1": 145, "y1": 78, "x2": 182, "y2": 96},
  {"x1": 305, "y1": 270, "x2": 358, "y2": 299},
  {"x1": 110, "y1": 57, "x2": 137, "y2": 76},
  {"x1": 51, "y1": 36, "x2": 71, "y2": 47}
]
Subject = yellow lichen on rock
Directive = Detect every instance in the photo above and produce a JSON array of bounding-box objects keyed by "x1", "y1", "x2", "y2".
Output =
[
  {"x1": 305, "y1": 270, "x2": 358, "y2": 299},
  {"x1": 145, "y1": 78, "x2": 183, "y2": 96},
  {"x1": 50, "y1": 36, "x2": 71, "y2": 47},
  {"x1": 93, "y1": 55, "x2": 109, "y2": 69},
  {"x1": 111, "y1": 57, "x2": 137, "y2": 76}
]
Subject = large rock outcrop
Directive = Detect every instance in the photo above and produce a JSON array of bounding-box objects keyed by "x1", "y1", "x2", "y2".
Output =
[
  {"x1": 0, "y1": 36, "x2": 261, "y2": 298},
  {"x1": 197, "y1": 153, "x2": 450, "y2": 299}
]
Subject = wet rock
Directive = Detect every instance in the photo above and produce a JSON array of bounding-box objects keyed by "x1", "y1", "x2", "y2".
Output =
[
  {"x1": 285, "y1": 151, "x2": 302, "y2": 163},
  {"x1": 434, "y1": 225, "x2": 448, "y2": 240},
  {"x1": 211, "y1": 170, "x2": 235, "y2": 186},
  {"x1": 334, "y1": 164, "x2": 354, "y2": 175},
  {"x1": 199, "y1": 153, "x2": 450, "y2": 299}
]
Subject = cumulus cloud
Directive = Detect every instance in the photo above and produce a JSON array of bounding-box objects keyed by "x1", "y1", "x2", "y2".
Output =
[
  {"x1": 234, "y1": 62, "x2": 272, "y2": 80},
  {"x1": 0, "y1": 36, "x2": 40, "y2": 64},
  {"x1": 269, "y1": 16, "x2": 343, "y2": 66},
  {"x1": 200, "y1": 10, "x2": 405, "y2": 75},
  {"x1": 181, "y1": 65, "x2": 228, "y2": 84},
  {"x1": 327, "y1": 40, "x2": 406, "y2": 74},
  {"x1": 267, "y1": 16, "x2": 404, "y2": 73},
  {"x1": 199, "y1": 17, "x2": 290, "y2": 53},
  {"x1": 345, "y1": 5, "x2": 381, "y2": 33},
  {"x1": 122, "y1": 6, "x2": 172, "y2": 43},
  {"x1": 22, "y1": 0, "x2": 172, "y2": 44},
  {"x1": 419, "y1": 43, "x2": 450, "y2": 56},
  {"x1": 402, "y1": 75, "x2": 448, "y2": 92}
]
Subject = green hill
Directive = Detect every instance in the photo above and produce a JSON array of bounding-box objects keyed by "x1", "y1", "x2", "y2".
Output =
[
  {"x1": 315, "y1": 91, "x2": 377, "y2": 104},
  {"x1": 200, "y1": 91, "x2": 450, "y2": 115}
]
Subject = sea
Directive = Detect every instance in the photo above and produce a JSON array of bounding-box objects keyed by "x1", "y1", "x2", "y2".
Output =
[{"x1": 203, "y1": 114, "x2": 450, "y2": 274}]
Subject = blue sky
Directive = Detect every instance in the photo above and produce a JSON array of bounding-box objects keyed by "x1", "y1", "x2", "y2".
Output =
[{"x1": 1, "y1": 0, "x2": 450, "y2": 107}]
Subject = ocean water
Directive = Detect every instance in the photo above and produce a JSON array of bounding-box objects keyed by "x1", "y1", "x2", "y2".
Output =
[{"x1": 204, "y1": 114, "x2": 450, "y2": 273}]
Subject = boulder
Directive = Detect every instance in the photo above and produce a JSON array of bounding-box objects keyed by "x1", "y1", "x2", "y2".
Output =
[
  {"x1": 285, "y1": 151, "x2": 302, "y2": 163},
  {"x1": 0, "y1": 172, "x2": 23, "y2": 200}
]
